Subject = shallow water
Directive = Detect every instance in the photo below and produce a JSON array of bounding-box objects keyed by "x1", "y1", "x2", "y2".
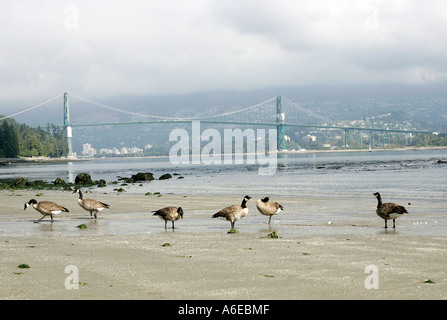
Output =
[
  {"x1": 1, "y1": 149, "x2": 446, "y2": 237},
  {"x1": 2, "y1": 208, "x2": 447, "y2": 238}
]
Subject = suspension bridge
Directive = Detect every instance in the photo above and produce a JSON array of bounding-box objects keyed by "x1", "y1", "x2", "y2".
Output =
[{"x1": 0, "y1": 91, "x2": 440, "y2": 156}]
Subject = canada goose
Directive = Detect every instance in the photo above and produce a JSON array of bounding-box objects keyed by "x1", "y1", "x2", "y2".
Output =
[
  {"x1": 73, "y1": 188, "x2": 109, "y2": 219},
  {"x1": 152, "y1": 206, "x2": 184, "y2": 229},
  {"x1": 256, "y1": 197, "x2": 284, "y2": 224},
  {"x1": 24, "y1": 199, "x2": 69, "y2": 223},
  {"x1": 373, "y1": 192, "x2": 408, "y2": 228},
  {"x1": 212, "y1": 195, "x2": 251, "y2": 229}
]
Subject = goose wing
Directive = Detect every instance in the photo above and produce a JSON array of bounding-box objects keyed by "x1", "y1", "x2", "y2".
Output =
[
  {"x1": 82, "y1": 198, "x2": 110, "y2": 210},
  {"x1": 40, "y1": 201, "x2": 69, "y2": 214},
  {"x1": 153, "y1": 206, "x2": 177, "y2": 219},
  {"x1": 257, "y1": 200, "x2": 283, "y2": 215},
  {"x1": 381, "y1": 202, "x2": 408, "y2": 216},
  {"x1": 274, "y1": 201, "x2": 284, "y2": 211},
  {"x1": 213, "y1": 205, "x2": 239, "y2": 218}
]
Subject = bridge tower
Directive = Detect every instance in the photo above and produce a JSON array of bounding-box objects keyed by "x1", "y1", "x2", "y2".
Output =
[
  {"x1": 63, "y1": 91, "x2": 74, "y2": 157},
  {"x1": 276, "y1": 95, "x2": 286, "y2": 151}
]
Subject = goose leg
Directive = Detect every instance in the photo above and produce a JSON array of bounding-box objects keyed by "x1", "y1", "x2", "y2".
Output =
[
  {"x1": 34, "y1": 215, "x2": 46, "y2": 223},
  {"x1": 231, "y1": 221, "x2": 235, "y2": 229},
  {"x1": 172, "y1": 221, "x2": 175, "y2": 229},
  {"x1": 384, "y1": 220, "x2": 388, "y2": 228},
  {"x1": 393, "y1": 219, "x2": 396, "y2": 228},
  {"x1": 164, "y1": 220, "x2": 167, "y2": 229},
  {"x1": 268, "y1": 216, "x2": 272, "y2": 224}
]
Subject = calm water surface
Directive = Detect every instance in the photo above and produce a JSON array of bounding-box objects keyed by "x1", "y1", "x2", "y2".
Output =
[
  {"x1": 1, "y1": 149, "x2": 446, "y2": 237},
  {"x1": 1, "y1": 149, "x2": 446, "y2": 197}
]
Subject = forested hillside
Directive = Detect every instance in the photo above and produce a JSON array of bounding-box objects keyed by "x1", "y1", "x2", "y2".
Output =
[{"x1": 0, "y1": 117, "x2": 67, "y2": 158}]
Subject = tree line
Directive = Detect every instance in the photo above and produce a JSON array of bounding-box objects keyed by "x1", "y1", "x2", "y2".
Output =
[{"x1": 0, "y1": 117, "x2": 67, "y2": 158}]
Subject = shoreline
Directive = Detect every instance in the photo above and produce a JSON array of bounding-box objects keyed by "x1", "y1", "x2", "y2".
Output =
[
  {"x1": 278, "y1": 145, "x2": 447, "y2": 154},
  {"x1": 2, "y1": 146, "x2": 446, "y2": 164},
  {"x1": 0, "y1": 157, "x2": 86, "y2": 165}
]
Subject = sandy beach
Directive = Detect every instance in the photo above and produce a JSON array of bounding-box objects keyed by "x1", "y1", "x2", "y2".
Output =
[{"x1": 1, "y1": 189, "x2": 446, "y2": 300}]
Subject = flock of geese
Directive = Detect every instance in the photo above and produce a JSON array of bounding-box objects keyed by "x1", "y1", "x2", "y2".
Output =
[{"x1": 23, "y1": 189, "x2": 409, "y2": 230}]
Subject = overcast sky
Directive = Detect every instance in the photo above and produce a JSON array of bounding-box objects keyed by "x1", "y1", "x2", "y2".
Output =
[{"x1": 1, "y1": 0, "x2": 447, "y2": 107}]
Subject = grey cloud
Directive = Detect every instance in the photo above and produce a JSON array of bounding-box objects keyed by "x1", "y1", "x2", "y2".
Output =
[{"x1": 1, "y1": 0, "x2": 447, "y2": 107}]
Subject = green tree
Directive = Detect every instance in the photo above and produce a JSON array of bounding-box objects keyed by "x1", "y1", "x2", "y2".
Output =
[{"x1": 0, "y1": 120, "x2": 20, "y2": 158}]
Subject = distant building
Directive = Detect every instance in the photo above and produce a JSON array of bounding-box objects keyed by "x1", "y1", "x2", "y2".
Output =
[
  {"x1": 99, "y1": 147, "x2": 119, "y2": 155},
  {"x1": 98, "y1": 146, "x2": 143, "y2": 156},
  {"x1": 82, "y1": 143, "x2": 96, "y2": 157},
  {"x1": 129, "y1": 147, "x2": 143, "y2": 154},
  {"x1": 302, "y1": 135, "x2": 316, "y2": 144}
]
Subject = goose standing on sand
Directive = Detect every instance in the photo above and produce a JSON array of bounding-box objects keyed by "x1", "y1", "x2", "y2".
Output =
[
  {"x1": 73, "y1": 188, "x2": 110, "y2": 219},
  {"x1": 24, "y1": 199, "x2": 69, "y2": 223},
  {"x1": 212, "y1": 195, "x2": 251, "y2": 229},
  {"x1": 373, "y1": 192, "x2": 408, "y2": 228},
  {"x1": 256, "y1": 197, "x2": 284, "y2": 224},
  {"x1": 152, "y1": 206, "x2": 184, "y2": 229}
]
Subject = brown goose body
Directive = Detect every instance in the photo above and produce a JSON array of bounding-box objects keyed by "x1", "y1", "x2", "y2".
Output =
[
  {"x1": 24, "y1": 199, "x2": 69, "y2": 223},
  {"x1": 213, "y1": 196, "x2": 251, "y2": 229},
  {"x1": 152, "y1": 206, "x2": 184, "y2": 229},
  {"x1": 74, "y1": 189, "x2": 109, "y2": 219},
  {"x1": 373, "y1": 192, "x2": 408, "y2": 228},
  {"x1": 256, "y1": 197, "x2": 284, "y2": 224}
]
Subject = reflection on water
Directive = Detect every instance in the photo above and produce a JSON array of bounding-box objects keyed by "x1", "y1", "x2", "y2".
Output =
[
  {"x1": 67, "y1": 161, "x2": 74, "y2": 183},
  {"x1": 1, "y1": 149, "x2": 446, "y2": 237},
  {"x1": 3, "y1": 210, "x2": 447, "y2": 238}
]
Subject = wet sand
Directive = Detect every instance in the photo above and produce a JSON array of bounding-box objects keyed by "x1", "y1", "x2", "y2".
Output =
[{"x1": 1, "y1": 190, "x2": 447, "y2": 299}]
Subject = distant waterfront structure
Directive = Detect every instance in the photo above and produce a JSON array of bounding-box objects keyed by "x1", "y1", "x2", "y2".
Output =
[
  {"x1": 302, "y1": 134, "x2": 317, "y2": 144},
  {"x1": 82, "y1": 143, "x2": 96, "y2": 157},
  {"x1": 99, "y1": 147, "x2": 120, "y2": 155},
  {"x1": 99, "y1": 146, "x2": 143, "y2": 156}
]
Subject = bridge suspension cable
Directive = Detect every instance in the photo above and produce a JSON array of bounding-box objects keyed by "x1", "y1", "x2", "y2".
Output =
[
  {"x1": 282, "y1": 96, "x2": 334, "y2": 124},
  {"x1": 182, "y1": 97, "x2": 277, "y2": 120},
  {"x1": 69, "y1": 92, "x2": 278, "y2": 121},
  {"x1": 69, "y1": 92, "x2": 173, "y2": 120},
  {"x1": 0, "y1": 91, "x2": 324, "y2": 125},
  {"x1": 0, "y1": 93, "x2": 64, "y2": 122}
]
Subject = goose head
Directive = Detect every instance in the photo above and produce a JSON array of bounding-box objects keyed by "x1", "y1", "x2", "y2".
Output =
[
  {"x1": 24, "y1": 199, "x2": 37, "y2": 210},
  {"x1": 177, "y1": 207, "x2": 184, "y2": 219}
]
